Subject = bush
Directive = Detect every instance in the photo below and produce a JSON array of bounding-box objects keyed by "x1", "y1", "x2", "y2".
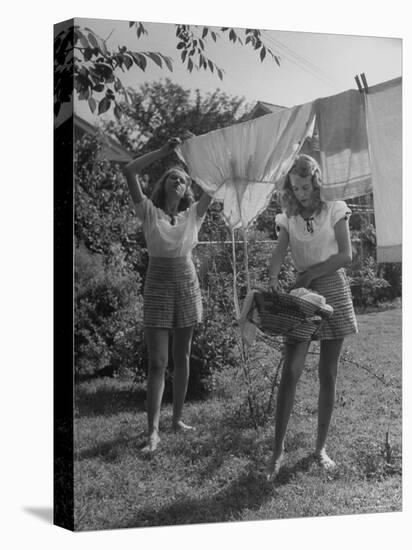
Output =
[
  {"x1": 350, "y1": 222, "x2": 377, "y2": 261},
  {"x1": 347, "y1": 256, "x2": 391, "y2": 311},
  {"x1": 348, "y1": 220, "x2": 401, "y2": 309},
  {"x1": 75, "y1": 243, "x2": 144, "y2": 379},
  {"x1": 189, "y1": 252, "x2": 239, "y2": 399},
  {"x1": 379, "y1": 263, "x2": 402, "y2": 300},
  {"x1": 235, "y1": 236, "x2": 296, "y2": 294}
]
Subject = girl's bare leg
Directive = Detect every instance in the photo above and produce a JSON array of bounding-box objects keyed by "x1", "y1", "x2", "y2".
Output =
[
  {"x1": 314, "y1": 338, "x2": 344, "y2": 468},
  {"x1": 142, "y1": 327, "x2": 170, "y2": 452},
  {"x1": 267, "y1": 341, "x2": 310, "y2": 479},
  {"x1": 172, "y1": 326, "x2": 195, "y2": 431}
]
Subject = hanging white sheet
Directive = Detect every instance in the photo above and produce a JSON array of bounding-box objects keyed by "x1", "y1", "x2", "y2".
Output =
[
  {"x1": 181, "y1": 102, "x2": 315, "y2": 229},
  {"x1": 365, "y1": 77, "x2": 402, "y2": 263},
  {"x1": 315, "y1": 89, "x2": 372, "y2": 200},
  {"x1": 181, "y1": 77, "x2": 401, "y2": 263}
]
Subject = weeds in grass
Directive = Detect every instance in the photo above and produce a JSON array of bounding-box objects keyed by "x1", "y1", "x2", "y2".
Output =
[
  {"x1": 355, "y1": 437, "x2": 401, "y2": 481},
  {"x1": 234, "y1": 329, "x2": 285, "y2": 428},
  {"x1": 341, "y1": 349, "x2": 401, "y2": 398}
]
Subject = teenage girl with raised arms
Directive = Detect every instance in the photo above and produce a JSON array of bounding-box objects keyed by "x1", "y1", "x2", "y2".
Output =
[{"x1": 124, "y1": 138, "x2": 212, "y2": 452}]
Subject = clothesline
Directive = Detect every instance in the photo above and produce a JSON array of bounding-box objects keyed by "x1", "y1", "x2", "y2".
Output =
[{"x1": 198, "y1": 240, "x2": 277, "y2": 245}]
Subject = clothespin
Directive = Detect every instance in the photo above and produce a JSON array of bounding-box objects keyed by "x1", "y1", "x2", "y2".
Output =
[
  {"x1": 360, "y1": 73, "x2": 369, "y2": 93},
  {"x1": 354, "y1": 73, "x2": 369, "y2": 94},
  {"x1": 354, "y1": 74, "x2": 363, "y2": 93}
]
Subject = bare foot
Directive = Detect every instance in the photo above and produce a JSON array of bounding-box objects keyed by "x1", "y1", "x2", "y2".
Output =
[
  {"x1": 172, "y1": 420, "x2": 195, "y2": 432},
  {"x1": 314, "y1": 449, "x2": 337, "y2": 470},
  {"x1": 266, "y1": 452, "x2": 284, "y2": 481},
  {"x1": 141, "y1": 430, "x2": 160, "y2": 454}
]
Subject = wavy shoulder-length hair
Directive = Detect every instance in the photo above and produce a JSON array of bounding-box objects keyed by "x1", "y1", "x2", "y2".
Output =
[
  {"x1": 150, "y1": 165, "x2": 195, "y2": 212},
  {"x1": 280, "y1": 154, "x2": 326, "y2": 217}
]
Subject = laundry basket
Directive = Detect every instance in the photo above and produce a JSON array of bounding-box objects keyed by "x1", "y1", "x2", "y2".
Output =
[{"x1": 252, "y1": 290, "x2": 334, "y2": 341}]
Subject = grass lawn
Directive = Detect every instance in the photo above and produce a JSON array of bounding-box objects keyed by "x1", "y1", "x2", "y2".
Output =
[{"x1": 74, "y1": 306, "x2": 402, "y2": 531}]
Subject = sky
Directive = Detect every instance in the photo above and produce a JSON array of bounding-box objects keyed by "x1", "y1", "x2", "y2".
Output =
[{"x1": 74, "y1": 17, "x2": 402, "y2": 125}]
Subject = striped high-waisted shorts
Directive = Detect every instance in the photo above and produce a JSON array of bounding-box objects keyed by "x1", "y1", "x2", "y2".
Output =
[
  {"x1": 306, "y1": 268, "x2": 358, "y2": 341},
  {"x1": 143, "y1": 256, "x2": 203, "y2": 329}
]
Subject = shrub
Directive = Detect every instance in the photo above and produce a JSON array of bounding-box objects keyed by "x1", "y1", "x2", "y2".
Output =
[
  {"x1": 347, "y1": 220, "x2": 401, "y2": 309},
  {"x1": 189, "y1": 256, "x2": 239, "y2": 399},
  {"x1": 347, "y1": 256, "x2": 391, "y2": 311},
  {"x1": 350, "y1": 222, "x2": 377, "y2": 260},
  {"x1": 75, "y1": 243, "x2": 144, "y2": 379},
  {"x1": 379, "y1": 262, "x2": 402, "y2": 300},
  {"x1": 234, "y1": 237, "x2": 296, "y2": 294}
]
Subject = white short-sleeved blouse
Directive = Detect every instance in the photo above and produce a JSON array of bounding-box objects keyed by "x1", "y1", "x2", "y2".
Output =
[
  {"x1": 134, "y1": 197, "x2": 205, "y2": 257},
  {"x1": 275, "y1": 201, "x2": 351, "y2": 273}
]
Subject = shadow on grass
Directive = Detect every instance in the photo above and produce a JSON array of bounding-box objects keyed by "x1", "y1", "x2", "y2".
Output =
[
  {"x1": 77, "y1": 431, "x2": 148, "y2": 461},
  {"x1": 170, "y1": 403, "x2": 265, "y2": 474},
  {"x1": 125, "y1": 471, "x2": 274, "y2": 528},
  {"x1": 273, "y1": 454, "x2": 316, "y2": 485},
  {"x1": 74, "y1": 378, "x2": 197, "y2": 418},
  {"x1": 75, "y1": 383, "x2": 146, "y2": 417}
]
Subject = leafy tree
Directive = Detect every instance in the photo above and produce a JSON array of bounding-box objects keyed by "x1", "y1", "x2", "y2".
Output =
[
  {"x1": 105, "y1": 78, "x2": 248, "y2": 152},
  {"x1": 54, "y1": 21, "x2": 280, "y2": 119},
  {"x1": 74, "y1": 134, "x2": 147, "y2": 274}
]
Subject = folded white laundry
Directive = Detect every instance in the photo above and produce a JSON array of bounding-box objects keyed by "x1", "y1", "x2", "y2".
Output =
[
  {"x1": 289, "y1": 287, "x2": 314, "y2": 299},
  {"x1": 289, "y1": 287, "x2": 333, "y2": 313}
]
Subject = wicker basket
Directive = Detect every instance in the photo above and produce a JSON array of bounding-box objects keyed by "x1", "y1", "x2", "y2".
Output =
[{"x1": 252, "y1": 290, "x2": 334, "y2": 341}]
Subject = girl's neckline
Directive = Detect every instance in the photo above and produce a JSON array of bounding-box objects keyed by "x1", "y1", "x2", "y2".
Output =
[
  {"x1": 299, "y1": 203, "x2": 326, "y2": 219},
  {"x1": 164, "y1": 208, "x2": 178, "y2": 217},
  {"x1": 162, "y1": 208, "x2": 182, "y2": 225},
  {"x1": 300, "y1": 210, "x2": 316, "y2": 220}
]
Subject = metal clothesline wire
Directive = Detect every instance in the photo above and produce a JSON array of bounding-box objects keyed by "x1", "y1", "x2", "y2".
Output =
[
  {"x1": 263, "y1": 32, "x2": 336, "y2": 81},
  {"x1": 261, "y1": 31, "x2": 339, "y2": 91}
]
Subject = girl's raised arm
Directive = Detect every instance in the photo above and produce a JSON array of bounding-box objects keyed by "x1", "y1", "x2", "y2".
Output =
[
  {"x1": 196, "y1": 191, "x2": 213, "y2": 218},
  {"x1": 123, "y1": 139, "x2": 181, "y2": 204}
]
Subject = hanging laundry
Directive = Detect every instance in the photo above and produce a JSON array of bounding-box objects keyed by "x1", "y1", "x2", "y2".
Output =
[
  {"x1": 315, "y1": 89, "x2": 372, "y2": 200},
  {"x1": 181, "y1": 102, "x2": 315, "y2": 229},
  {"x1": 365, "y1": 77, "x2": 402, "y2": 263}
]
